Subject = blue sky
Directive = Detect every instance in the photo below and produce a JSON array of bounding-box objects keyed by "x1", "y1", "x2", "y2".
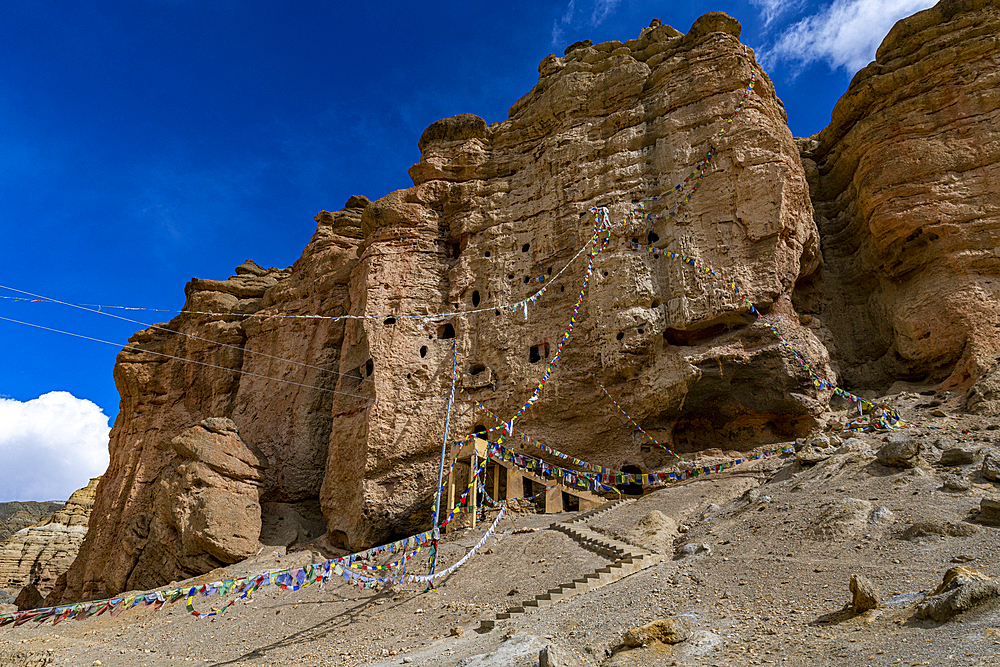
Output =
[{"x1": 0, "y1": 0, "x2": 936, "y2": 501}]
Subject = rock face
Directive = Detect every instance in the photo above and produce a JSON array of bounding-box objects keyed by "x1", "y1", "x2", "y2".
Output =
[
  {"x1": 137, "y1": 419, "x2": 267, "y2": 580},
  {"x1": 321, "y1": 12, "x2": 829, "y2": 551},
  {"x1": 0, "y1": 478, "x2": 98, "y2": 597},
  {"x1": 797, "y1": 0, "x2": 1000, "y2": 393},
  {"x1": 50, "y1": 205, "x2": 363, "y2": 603},
  {"x1": 49, "y1": 13, "x2": 833, "y2": 604}
]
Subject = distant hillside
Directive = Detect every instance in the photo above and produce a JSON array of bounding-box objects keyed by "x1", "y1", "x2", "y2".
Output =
[{"x1": 0, "y1": 502, "x2": 63, "y2": 543}]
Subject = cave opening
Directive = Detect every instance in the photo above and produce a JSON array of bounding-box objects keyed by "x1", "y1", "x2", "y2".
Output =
[
  {"x1": 618, "y1": 465, "x2": 644, "y2": 497},
  {"x1": 472, "y1": 290, "x2": 481, "y2": 307},
  {"x1": 420, "y1": 345, "x2": 427, "y2": 358},
  {"x1": 365, "y1": 359, "x2": 374, "y2": 376},
  {"x1": 437, "y1": 323, "x2": 456, "y2": 339}
]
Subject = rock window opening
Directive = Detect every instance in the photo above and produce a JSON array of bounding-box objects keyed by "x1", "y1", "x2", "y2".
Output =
[
  {"x1": 560, "y1": 285, "x2": 565, "y2": 292},
  {"x1": 522, "y1": 243, "x2": 530, "y2": 253},
  {"x1": 437, "y1": 323, "x2": 456, "y2": 339},
  {"x1": 529, "y1": 343, "x2": 550, "y2": 363},
  {"x1": 470, "y1": 364, "x2": 486, "y2": 376},
  {"x1": 473, "y1": 425, "x2": 488, "y2": 438},
  {"x1": 383, "y1": 317, "x2": 396, "y2": 325},
  {"x1": 508, "y1": 274, "x2": 515, "y2": 280},
  {"x1": 495, "y1": 309, "x2": 501, "y2": 316},
  {"x1": 647, "y1": 230, "x2": 659, "y2": 244},
  {"x1": 365, "y1": 359, "x2": 374, "y2": 376},
  {"x1": 420, "y1": 345, "x2": 428, "y2": 358},
  {"x1": 485, "y1": 250, "x2": 491, "y2": 257},
  {"x1": 472, "y1": 290, "x2": 481, "y2": 307},
  {"x1": 651, "y1": 299, "x2": 660, "y2": 308},
  {"x1": 603, "y1": 271, "x2": 609, "y2": 277},
  {"x1": 637, "y1": 328, "x2": 644, "y2": 335},
  {"x1": 616, "y1": 332, "x2": 625, "y2": 341}
]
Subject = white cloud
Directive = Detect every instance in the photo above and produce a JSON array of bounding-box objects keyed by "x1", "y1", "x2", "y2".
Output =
[
  {"x1": 552, "y1": 0, "x2": 576, "y2": 47},
  {"x1": 591, "y1": 0, "x2": 621, "y2": 25},
  {"x1": 749, "y1": 0, "x2": 806, "y2": 27},
  {"x1": 551, "y1": 0, "x2": 621, "y2": 48},
  {"x1": 0, "y1": 392, "x2": 110, "y2": 502},
  {"x1": 762, "y1": 0, "x2": 937, "y2": 74}
]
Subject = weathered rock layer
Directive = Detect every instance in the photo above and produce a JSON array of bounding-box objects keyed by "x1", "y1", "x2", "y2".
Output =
[
  {"x1": 797, "y1": 0, "x2": 1000, "y2": 394},
  {"x1": 50, "y1": 13, "x2": 830, "y2": 604},
  {"x1": 52, "y1": 2, "x2": 1000, "y2": 605},
  {"x1": 0, "y1": 478, "x2": 98, "y2": 597}
]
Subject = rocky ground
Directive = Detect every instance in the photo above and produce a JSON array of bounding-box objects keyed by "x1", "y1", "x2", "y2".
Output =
[{"x1": 2, "y1": 390, "x2": 1000, "y2": 667}]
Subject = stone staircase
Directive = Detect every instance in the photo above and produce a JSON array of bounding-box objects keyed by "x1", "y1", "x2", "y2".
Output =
[{"x1": 478, "y1": 498, "x2": 664, "y2": 632}]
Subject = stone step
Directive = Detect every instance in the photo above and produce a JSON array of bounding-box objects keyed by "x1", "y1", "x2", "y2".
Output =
[{"x1": 479, "y1": 499, "x2": 659, "y2": 633}]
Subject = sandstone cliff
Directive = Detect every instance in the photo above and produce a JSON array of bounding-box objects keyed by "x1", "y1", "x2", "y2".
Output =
[
  {"x1": 797, "y1": 0, "x2": 1000, "y2": 398},
  {"x1": 0, "y1": 478, "x2": 98, "y2": 597},
  {"x1": 48, "y1": 12, "x2": 833, "y2": 605},
  {"x1": 47, "y1": 204, "x2": 364, "y2": 603}
]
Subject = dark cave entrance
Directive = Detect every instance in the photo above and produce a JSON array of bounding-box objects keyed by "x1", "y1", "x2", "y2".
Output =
[{"x1": 618, "y1": 464, "x2": 644, "y2": 497}]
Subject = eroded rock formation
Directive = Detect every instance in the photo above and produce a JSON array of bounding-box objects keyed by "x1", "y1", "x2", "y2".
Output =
[
  {"x1": 0, "y1": 478, "x2": 98, "y2": 597},
  {"x1": 51, "y1": 13, "x2": 831, "y2": 602},
  {"x1": 49, "y1": 205, "x2": 363, "y2": 603},
  {"x1": 53, "y1": 2, "x2": 1000, "y2": 605},
  {"x1": 797, "y1": 0, "x2": 1000, "y2": 393},
  {"x1": 135, "y1": 418, "x2": 267, "y2": 579}
]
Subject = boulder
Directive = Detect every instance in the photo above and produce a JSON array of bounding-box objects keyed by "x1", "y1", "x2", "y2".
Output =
[
  {"x1": 850, "y1": 573, "x2": 880, "y2": 613},
  {"x1": 899, "y1": 521, "x2": 979, "y2": 541},
  {"x1": 976, "y1": 496, "x2": 1000, "y2": 527},
  {"x1": 941, "y1": 474, "x2": 971, "y2": 492},
  {"x1": 809, "y1": 498, "x2": 892, "y2": 540},
  {"x1": 876, "y1": 433, "x2": 920, "y2": 468},
  {"x1": 982, "y1": 450, "x2": 1000, "y2": 481},
  {"x1": 915, "y1": 567, "x2": 1000, "y2": 622},
  {"x1": 13, "y1": 583, "x2": 44, "y2": 612},
  {"x1": 796, "y1": 435, "x2": 835, "y2": 464},
  {"x1": 939, "y1": 446, "x2": 977, "y2": 466},
  {"x1": 623, "y1": 617, "x2": 693, "y2": 646}
]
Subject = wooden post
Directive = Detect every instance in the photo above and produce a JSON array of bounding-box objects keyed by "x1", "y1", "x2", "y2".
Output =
[
  {"x1": 470, "y1": 447, "x2": 478, "y2": 530},
  {"x1": 492, "y1": 463, "x2": 500, "y2": 501},
  {"x1": 446, "y1": 448, "x2": 456, "y2": 533}
]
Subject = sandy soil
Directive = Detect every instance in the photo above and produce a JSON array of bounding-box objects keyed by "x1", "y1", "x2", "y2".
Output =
[{"x1": 2, "y1": 390, "x2": 1000, "y2": 667}]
